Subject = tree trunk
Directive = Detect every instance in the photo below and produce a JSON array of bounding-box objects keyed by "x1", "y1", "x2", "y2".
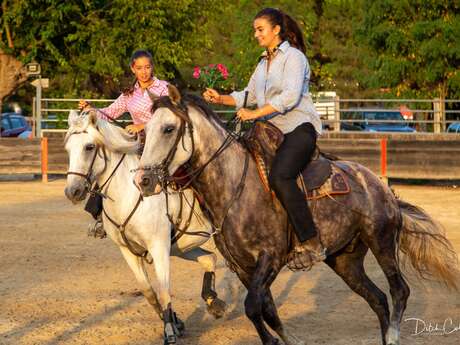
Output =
[
  {"x1": 0, "y1": 50, "x2": 27, "y2": 110},
  {"x1": 439, "y1": 82, "x2": 447, "y2": 131}
]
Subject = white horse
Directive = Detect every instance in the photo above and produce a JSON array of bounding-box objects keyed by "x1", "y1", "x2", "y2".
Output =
[{"x1": 64, "y1": 110, "x2": 226, "y2": 344}]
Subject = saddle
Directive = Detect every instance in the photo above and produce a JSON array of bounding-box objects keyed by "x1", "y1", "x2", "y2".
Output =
[{"x1": 244, "y1": 121, "x2": 350, "y2": 200}]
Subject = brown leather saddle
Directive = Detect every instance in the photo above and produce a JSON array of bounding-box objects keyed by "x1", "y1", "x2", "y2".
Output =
[{"x1": 244, "y1": 121, "x2": 350, "y2": 200}]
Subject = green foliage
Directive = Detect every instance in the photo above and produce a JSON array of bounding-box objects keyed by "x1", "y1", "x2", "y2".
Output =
[
  {"x1": 1, "y1": 0, "x2": 459, "y2": 101},
  {"x1": 1, "y1": 0, "x2": 218, "y2": 98},
  {"x1": 356, "y1": 0, "x2": 460, "y2": 98},
  {"x1": 187, "y1": 1, "x2": 316, "y2": 91}
]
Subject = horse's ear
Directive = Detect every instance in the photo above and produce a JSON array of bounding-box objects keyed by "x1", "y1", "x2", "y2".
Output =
[
  {"x1": 68, "y1": 110, "x2": 80, "y2": 127},
  {"x1": 147, "y1": 89, "x2": 159, "y2": 103},
  {"x1": 88, "y1": 109, "x2": 98, "y2": 126},
  {"x1": 168, "y1": 84, "x2": 181, "y2": 105}
]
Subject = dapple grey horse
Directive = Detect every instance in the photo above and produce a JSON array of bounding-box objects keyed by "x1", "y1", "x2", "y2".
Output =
[{"x1": 135, "y1": 86, "x2": 459, "y2": 345}]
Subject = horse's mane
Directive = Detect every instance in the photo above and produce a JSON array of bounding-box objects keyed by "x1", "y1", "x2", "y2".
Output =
[
  {"x1": 184, "y1": 94, "x2": 229, "y2": 130},
  {"x1": 91, "y1": 119, "x2": 139, "y2": 154},
  {"x1": 152, "y1": 94, "x2": 230, "y2": 133}
]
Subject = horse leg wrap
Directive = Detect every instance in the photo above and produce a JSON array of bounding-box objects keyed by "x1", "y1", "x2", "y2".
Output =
[
  {"x1": 201, "y1": 272, "x2": 218, "y2": 304},
  {"x1": 162, "y1": 303, "x2": 184, "y2": 342}
]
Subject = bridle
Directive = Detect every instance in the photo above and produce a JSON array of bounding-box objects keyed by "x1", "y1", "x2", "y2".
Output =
[
  {"x1": 66, "y1": 127, "x2": 149, "y2": 260},
  {"x1": 137, "y1": 100, "x2": 243, "y2": 192},
  {"x1": 137, "y1": 99, "x2": 249, "y2": 234},
  {"x1": 66, "y1": 130, "x2": 106, "y2": 191}
]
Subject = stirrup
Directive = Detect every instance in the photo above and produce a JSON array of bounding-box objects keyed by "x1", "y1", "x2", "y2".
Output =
[
  {"x1": 88, "y1": 219, "x2": 107, "y2": 239},
  {"x1": 286, "y1": 246, "x2": 326, "y2": 271}
]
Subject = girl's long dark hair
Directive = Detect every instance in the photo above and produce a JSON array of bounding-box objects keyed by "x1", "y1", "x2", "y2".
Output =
[
  {"x1": 255, "y1": 8, "x2": 306, "y2": 55},
  {"x1": 122, "y1": 50, "x2": 154, "y2": 96}
]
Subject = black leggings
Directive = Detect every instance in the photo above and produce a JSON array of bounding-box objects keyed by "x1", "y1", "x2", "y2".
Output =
[{"x1": 268, "y1": 122, "x2": 317, "y2": 242}]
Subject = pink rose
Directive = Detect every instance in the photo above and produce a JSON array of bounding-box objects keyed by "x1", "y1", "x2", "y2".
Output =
[
  {"x1": 217, "y1": 63, "x2": 229, "y2": 79},
  {"x1": 192, "y1": 66, "x2": 201, "y2": 79}
]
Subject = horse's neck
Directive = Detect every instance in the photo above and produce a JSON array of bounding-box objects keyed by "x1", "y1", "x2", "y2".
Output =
[
  {"x1": 97, "y1": 150, "x2": 139, "y2": 206},
  {"x1": 191, "y1": 114, "x2": 257, "y2": 220}
]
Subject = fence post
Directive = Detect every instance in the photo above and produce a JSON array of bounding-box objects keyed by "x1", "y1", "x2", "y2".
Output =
[
  {"x1": 380, "y1": 138, "x2": 388, "y2": 184},
  {"x1": 41, "y1": 137, "x2": 48, "y2": 183},
  {"x1": 32, "y1": 97, "x2": 36, "y2": 138},
  {"x1": 433, "y1": 98, "x2": 443, "y2": 133},
  {"x1": 334, "y1": 96, "x2": 341, "y2": 132}
]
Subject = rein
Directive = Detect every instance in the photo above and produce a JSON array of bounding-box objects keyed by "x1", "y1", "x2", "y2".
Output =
[
  {"x1": 66, "y1": 128, "x2": 150, "y2": 261},
  {"x1": 138, "y1": 100, "x2": 250, "y2": 249},
  {"x1": 102, "y1": 194, "x2": 152, "y2": 262},
  {"x1": 164, "y1": 189, "x2": 210, "y2": 245}
]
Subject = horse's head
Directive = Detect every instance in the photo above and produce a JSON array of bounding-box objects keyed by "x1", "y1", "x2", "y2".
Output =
[
  {"x1": 64, "y1": 110, "x2": 107, "y2": 203},
  {"x1": 135, "y1": 85, "x2": 194, "y2": 196}
]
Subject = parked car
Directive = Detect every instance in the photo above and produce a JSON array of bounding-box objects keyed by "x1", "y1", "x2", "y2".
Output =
[
  {"x1": 447, "y1": 122, "x2": 460, "y2": 133},
  {"x1": 0, "y1": 113, "x2": 32, "y2": 138},
  {"x1": 341, "y1": 110, "x2": 416, "y2": 132}
]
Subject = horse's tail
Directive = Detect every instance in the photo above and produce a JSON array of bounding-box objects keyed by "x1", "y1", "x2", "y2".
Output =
[{"x1": 397, "y1": 199, "x2": 460, "y2": 290}]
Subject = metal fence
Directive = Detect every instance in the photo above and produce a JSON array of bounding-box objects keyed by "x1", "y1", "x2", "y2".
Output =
[{"x1": 32, "y1": 96, "x2": 460, "y2": 137}]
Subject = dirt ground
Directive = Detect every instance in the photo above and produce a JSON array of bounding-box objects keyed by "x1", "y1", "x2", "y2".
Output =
[{"x1": 0, "y1": 179, "x2": 459, "y2": 345}]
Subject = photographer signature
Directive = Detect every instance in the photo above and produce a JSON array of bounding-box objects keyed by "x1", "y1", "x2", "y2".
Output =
[{"x1": 404, "y1": 317, "x2": 460, "y2": 335}]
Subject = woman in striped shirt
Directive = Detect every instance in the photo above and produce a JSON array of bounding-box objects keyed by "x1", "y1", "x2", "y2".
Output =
[
  {"x1": 203, "y1": 8, "x2": 326, "y2": 267},
  {"x1": 79, "y1": 50, "x2": 169, "y2": 134}
]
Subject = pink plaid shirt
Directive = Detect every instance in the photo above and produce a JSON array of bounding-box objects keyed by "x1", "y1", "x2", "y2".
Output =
[{"x1": 97, "y1": 78, "x2": 169, "y2": 124}]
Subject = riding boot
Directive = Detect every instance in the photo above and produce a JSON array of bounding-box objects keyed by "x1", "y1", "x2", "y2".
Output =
[
  {"x1": 287, "y1": 225, "x2": 326, "y2": 271},
  {"x1": 88, "y1": 214, "x2": 107, "y2": 239}
]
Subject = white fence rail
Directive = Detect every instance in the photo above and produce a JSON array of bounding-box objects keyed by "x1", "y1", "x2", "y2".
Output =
[{"x1": 32, "y1": 96, "x2": 460, "y2": 137}]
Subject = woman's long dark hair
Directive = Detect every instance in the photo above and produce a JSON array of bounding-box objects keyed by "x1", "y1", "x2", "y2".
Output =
[
  {"x1": 255, "y1": 8, "x2": 306, "y2": 55},
  {"x1": 122, "y1": 50, "x2": 154, "y2": 96}
]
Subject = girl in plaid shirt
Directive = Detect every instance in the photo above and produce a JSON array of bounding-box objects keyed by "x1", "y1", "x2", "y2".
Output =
[{"x1": 79, "y1": 50, "x2": 169, "y2": 134}]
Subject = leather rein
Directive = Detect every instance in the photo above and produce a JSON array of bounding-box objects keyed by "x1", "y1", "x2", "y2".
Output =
[
  {"x1": 136, "y1": 101, "x2": 250, "y2": 236},
  {"x1": 66, "y1": 129, "x2": 149, "y2": 260}
]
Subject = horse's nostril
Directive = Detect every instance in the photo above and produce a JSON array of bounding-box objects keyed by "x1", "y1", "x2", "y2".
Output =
[
  {"x1": 72, "y1": 188, "x2": 81, "y2": 198},
  {"x1": 141, "y1": 177, "x2": 151, "y2": 186}
]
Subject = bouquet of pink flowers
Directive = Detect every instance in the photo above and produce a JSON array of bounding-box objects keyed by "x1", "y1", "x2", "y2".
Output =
[{"x1": 192, "y1": 63, "x2": 229, "y2": 89}]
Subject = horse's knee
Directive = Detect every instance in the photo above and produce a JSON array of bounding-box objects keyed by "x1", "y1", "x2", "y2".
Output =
[
  {"x1": 197, "y1": 252, "x2": 217, "y2": 272},
  {"x1": 244, "y1": 291, "x2": 261, "y2": 320}
]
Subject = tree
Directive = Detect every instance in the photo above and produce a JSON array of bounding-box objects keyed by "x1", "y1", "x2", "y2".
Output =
[
  {"x1": 0, "y1": 0, "x2": 218, "y2": 107},
  {"x1": 0, "y1": 0, "x2": 90, "y2": 109},
  {"x1": 356, "y1": 0, "x2": 460, "y2": 99}
]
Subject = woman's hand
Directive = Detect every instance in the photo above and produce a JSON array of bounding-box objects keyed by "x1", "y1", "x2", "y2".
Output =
[
  {"x1": 78, "y1": 99, "x2": 92, "y2": 111},
  {"x1": 237, "y1": 108, "x2": 259, "y2": 121},
  {"x1": 203, "y1": 88, "x2": 221, "y2": 104},
  {"x1": 125, "y1": 124, "x2": 145, "y2": 134}
]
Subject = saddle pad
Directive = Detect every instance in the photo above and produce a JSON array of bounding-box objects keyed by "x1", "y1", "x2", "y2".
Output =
[{"x1": 298, "y1": 164, "x2": 350, "y2": 200}]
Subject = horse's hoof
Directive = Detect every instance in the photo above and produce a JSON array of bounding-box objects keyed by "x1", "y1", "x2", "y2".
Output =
[{"x1": 206, "y1": 297, "x2": 227, "y2": 319}]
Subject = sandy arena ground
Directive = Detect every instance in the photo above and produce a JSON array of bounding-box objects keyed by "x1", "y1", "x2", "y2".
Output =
[{"x1": 0, "y1": 180, "x2": 459, "y2": 345}]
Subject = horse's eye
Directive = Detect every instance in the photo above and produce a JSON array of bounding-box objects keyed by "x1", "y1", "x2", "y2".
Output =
[
  {"x1": 163, "y1": 125, "x2": 175, "y2": 134},
  {"x1": 85, "y1": 143, "x2": 96, "y2": 151}
]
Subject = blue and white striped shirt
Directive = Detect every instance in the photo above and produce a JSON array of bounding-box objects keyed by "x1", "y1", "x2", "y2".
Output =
[{"x1": 230, "y1": 41, "x2": 322, "y2": 134}]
